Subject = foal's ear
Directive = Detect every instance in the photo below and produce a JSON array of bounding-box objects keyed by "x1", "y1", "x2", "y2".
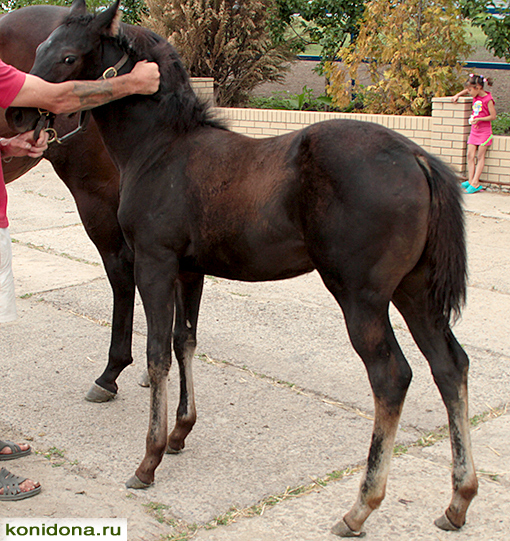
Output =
[
  {"x1": 70, "y1": 0, "x2": 87, "y2": 16},
  {"x1": 94, "y1": 0, "x2": 122, "y2": 37}
]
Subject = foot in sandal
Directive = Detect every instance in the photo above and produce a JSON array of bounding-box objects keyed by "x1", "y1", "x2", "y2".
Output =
[
  {"x1": 0, "y1": 440, "x2": 31, "y2": 461},
  {"x1": 0, "y1": 467, "x2": 41, "y2": 501}
]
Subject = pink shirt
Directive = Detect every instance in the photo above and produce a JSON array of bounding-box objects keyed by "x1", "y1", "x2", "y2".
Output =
[
  {"x1": 0, "y1": 59, "x2": 26, "y2": 228},
  {"x1": 468, "y1": 92, "x2": 494, "y2": 147}
]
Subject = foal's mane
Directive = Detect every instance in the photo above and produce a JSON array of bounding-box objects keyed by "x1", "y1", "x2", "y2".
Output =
[{"x1": 65, "y1": 12, "x2": 226, "y2": 133}]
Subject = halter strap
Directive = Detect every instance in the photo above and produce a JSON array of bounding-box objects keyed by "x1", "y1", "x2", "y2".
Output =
[{"x1": 102, "y1": 52, "x2": 130, "y2": 79}]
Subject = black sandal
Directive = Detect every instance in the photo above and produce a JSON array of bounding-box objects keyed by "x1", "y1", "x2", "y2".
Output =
[
  {"x1": 0, "y1": 440, "x2": 31, "y2": 461},
  {"x1": 0, "y1": 467, "x2": 41, "y2": 501}
]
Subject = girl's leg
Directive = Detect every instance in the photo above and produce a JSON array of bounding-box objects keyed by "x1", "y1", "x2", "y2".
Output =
[
  {"x1": 470, "y1": 144, "x2": 489, "y2": 188},
  {"x1": 466, "y1": 144, "x2": 477, "y2": 185}
]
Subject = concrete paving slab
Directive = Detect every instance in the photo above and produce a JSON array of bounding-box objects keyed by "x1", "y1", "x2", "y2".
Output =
[
  {"x1": 192, "y1": 412, "x2": 510, "y2": 541},
  {"x1": 1, "y1": 297, "x2": 373, "y2": 524},
  {"x1": 11, "y1": 244, "x2": 104, "y2": 296},
  {"x1": 7, "y1": 161, "x2": 80, "y2": 234},
  {"x1": 463, "y1": 188, "x2": 510, "y2": 221},
  {"x1": 13, "y1": 224, "x2": 103, "y2": 268},
  {"x1": 464, "y1": 213, "x2": 510, "y2": 295},
  {"x1": 2, "y1": 162, "x2": 510, "y2": 540}
]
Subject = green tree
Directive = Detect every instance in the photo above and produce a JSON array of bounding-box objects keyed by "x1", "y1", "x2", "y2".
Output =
[
  {"x1": 327, "y1": 0, "x2": 472, "y2": 115},
  {"x1": 268, "y1": 0, "x2": 366, "y2": 66},
  {"x1": 1, "y1": 0, "x2": 146, "y2": 24},
  {"x1": 461, "y1": 0, "x2": 510, "y2": 61},
  {"x1": 143, "y1": 0, "x2": 295, "y2": 106}
]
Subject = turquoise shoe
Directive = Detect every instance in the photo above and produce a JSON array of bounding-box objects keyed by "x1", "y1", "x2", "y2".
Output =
[
  {"x1": 461, "y1": 180, "x2": 470, "y2": 189},
  {"x1": 465, "y1": 183, "x2": 484, "y2": 194}
]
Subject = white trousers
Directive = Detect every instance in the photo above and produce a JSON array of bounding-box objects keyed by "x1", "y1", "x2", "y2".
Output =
[{"x1": 0, "y1": 227, "x2": 17, "y2": 322}]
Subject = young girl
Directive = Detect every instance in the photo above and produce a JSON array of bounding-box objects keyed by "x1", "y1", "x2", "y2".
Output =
[{"x1": 452, "y1": 74, "x2": 496, "y2": 194}]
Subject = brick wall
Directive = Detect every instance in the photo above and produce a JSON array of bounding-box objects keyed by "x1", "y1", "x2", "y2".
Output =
[
  {"x1": 216, "y1": 107, "x2": 433, "y2": 150},
  {"x1": 190, "y1": 78, "x2": 510, "y2": 189}
]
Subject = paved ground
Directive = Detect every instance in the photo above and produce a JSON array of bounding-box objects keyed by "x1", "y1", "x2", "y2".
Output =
[{"x1": 1, "y1": 160, "x2": 509, "y2": 540}]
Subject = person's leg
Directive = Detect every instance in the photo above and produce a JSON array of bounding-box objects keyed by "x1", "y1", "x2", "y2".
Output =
[
  {"x1": 466, "y1": 144, "x2": 477, "y2": 185},
  {"x1": 0, "y1": 227, "x2": 17, "y2": 323},
  {"x1": 0, "y1": 231, "x2": 39, "y2": 499},
  {"x1": 470, "y1": 144, "x2": 489, "y2": 188}
]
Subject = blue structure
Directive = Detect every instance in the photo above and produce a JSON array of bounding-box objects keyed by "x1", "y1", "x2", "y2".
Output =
[{"x1": 297, "y1": 55, "x2": 510, "y2": 71}]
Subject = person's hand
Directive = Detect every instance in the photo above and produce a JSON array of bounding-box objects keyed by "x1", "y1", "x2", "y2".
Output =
[
  {"x1": 129, "y1": 60, "x2": 160, "y2": 95},
  {"x1": 0, "y1": 130, "x2": 49, "y2": 159}
]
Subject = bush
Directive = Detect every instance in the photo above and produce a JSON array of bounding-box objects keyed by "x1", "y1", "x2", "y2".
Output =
[
  {"x1": 142, "y1": 0, "x2": 295, "y2": 106},
  {"x1": 248, "y1": 86, "x2": 337, "y2": 111},
  {"x1": 493, "y1": 113, "x2": 510, "y2": 135}
]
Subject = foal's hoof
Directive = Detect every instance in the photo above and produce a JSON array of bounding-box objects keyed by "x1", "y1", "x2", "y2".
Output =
[
  {"x1": 331, "y1": 519, "x2": 366, "y2": 538},
  {"x1": 125, "y1": 474, "x2": 153, "y2": 489},
  {"x1": 166, "y1": 445, "x2": 182, "y2": 455},
  {"x1": 85, "y1": 383, "x2": 117, "y2": 403},
  {"x1": 434, "y1": 513, "x2": 462, "y2": 531},
  {"x1": 138, "y1": 370, "x2": 150, "y2": 388}
]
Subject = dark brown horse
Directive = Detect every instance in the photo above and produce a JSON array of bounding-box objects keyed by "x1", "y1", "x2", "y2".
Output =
[
  {"x1": 9, "y1": 0, "x2": 478, "y2": 536},
  {"x1": 0, "y1": 5, "x2": 135, "y2": 403}
]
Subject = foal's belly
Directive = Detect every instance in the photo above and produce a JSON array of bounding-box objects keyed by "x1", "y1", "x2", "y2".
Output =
[{"x1": 182, "y1": 235, "x2": 315, "y2": 282}]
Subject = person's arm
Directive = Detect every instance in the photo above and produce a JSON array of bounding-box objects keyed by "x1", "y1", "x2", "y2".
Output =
[
  {"x1": 9, "y1": 60, "x2": 160, "y2": 115},
  {"x1": 451, "y1": 88, "x2": 469, "y2": 103}
]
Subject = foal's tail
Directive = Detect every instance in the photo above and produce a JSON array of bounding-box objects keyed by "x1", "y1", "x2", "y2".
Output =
[{"x1": 416, "y1": 153, "x2": 467, "y2": 326}]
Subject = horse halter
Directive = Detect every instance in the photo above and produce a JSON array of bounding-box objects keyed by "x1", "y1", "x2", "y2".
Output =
[{"x1": 35, "y1": 52, "x2": 130, "y2": 145}]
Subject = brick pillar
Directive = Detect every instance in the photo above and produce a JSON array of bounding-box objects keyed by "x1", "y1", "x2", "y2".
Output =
[
  {"x1": 190, "y1": 77, "x2": 215, "y2": 106},
  {"x1": 431, "y1": 96, "x2": 471, "y2": 176}
]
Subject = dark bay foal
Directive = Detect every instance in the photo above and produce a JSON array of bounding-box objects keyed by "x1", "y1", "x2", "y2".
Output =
[{"x1": 8, "y1": 0, "x2": 478, "y2": 535}]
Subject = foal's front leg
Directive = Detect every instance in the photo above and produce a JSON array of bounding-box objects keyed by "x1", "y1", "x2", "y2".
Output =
[{"x1": 126, "y1": 253, "x2": 178, "y2": 489}]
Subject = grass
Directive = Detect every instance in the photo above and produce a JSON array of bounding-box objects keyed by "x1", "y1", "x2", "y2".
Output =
[
  {"x1": 10, "y1": 238, "x2": 101, "y2": 267},
  {"x1": 203, "y1": 466, "x2": 362, "y2": 532},
  {"x1": 39, "y1": 446, "x2": 67, "y2": 467}
]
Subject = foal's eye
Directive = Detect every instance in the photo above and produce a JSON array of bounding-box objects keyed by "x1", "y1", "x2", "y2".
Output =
[{"x1": 64, "y1": 56, "x2": 76, "y2": 65}]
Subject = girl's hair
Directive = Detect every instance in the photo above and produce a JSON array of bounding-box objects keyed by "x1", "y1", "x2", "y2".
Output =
[{"x1": 468, "y1": 73, "x2": 494, "y2": 88}]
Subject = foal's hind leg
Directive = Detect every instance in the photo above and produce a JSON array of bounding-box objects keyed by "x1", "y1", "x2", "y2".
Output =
[
  {"x1": 322, "y1": 280, "x2": 413, "y2": 537},
  {"x1": 393, "y1": 274, "x2": 478, "y2": 530},
  {"x1": 167, "y1": 273, "x2": 204, "y2": 453}
]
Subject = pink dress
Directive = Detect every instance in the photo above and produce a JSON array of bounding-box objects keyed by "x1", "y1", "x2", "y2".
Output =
[{"x1": 468, "y1": 92, "x2": 494, "y2": 147}]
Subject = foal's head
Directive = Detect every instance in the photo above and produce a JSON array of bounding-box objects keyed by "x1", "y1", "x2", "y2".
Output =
[
  {"x1": 32, "y1": 0, "x2": 122, "y2": 83},
  {"x1": 32, "y1": 0, "x2": 177, "y2": 83},
  {"x1": 27, "y1": 0, "x2": 222, "y2": 133}
]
